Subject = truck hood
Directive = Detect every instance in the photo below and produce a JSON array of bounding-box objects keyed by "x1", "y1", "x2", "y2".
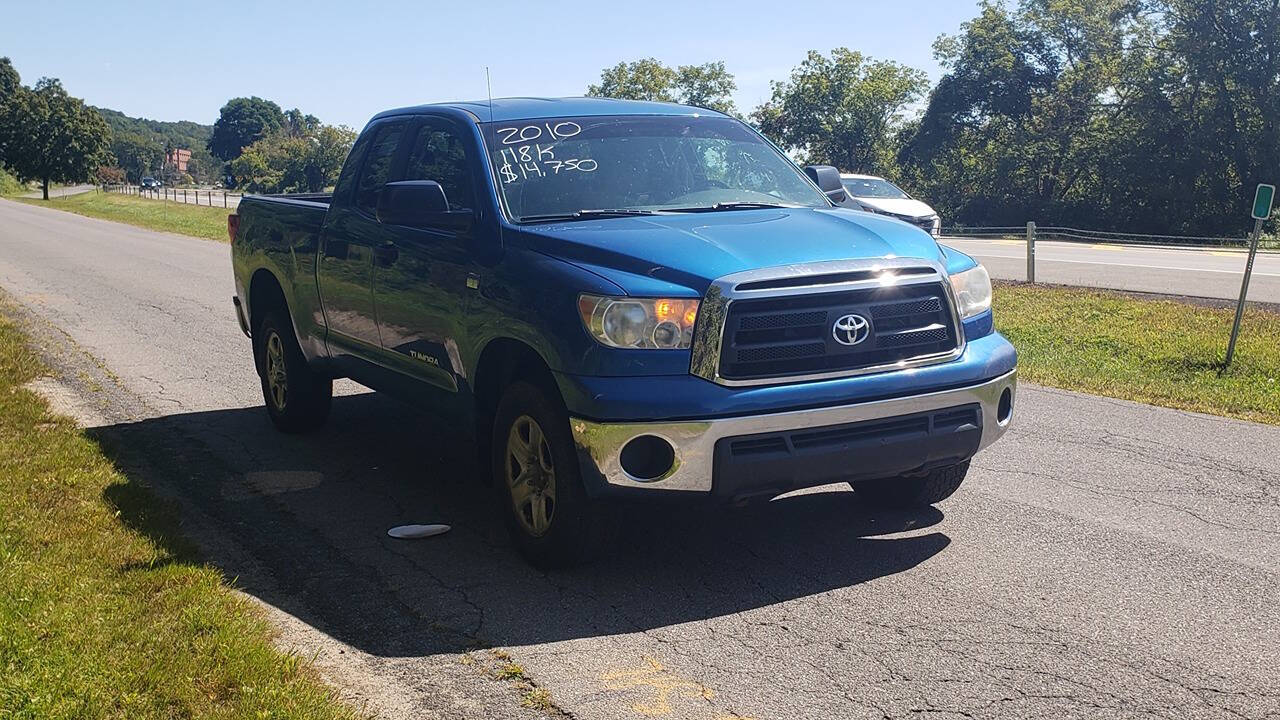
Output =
[
  {"x1": 851, "y1": 197, "x2": 937, "y2": 219},
  {"x1": 515, "y1": 207, "x2": 946, "y2": 294}
]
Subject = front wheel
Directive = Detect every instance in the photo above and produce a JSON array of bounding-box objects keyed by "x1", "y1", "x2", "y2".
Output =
[
  {"x1": 254, "y1": 310, "x2": 332, "y2": 433},
  {"x1": 491, "y1": 381, "x2": 615, "y2": 567},
  {"x1": 855, "y1": 460, "x2": 970, "y2": 508}
]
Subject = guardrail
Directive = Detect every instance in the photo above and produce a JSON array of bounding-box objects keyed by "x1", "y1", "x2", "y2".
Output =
[
  {"x1": 102, "y1": 183, "x2": 242, "y2": 209},
  {"x1": 941, "y1": 224, "x2": 1250, "y2": 247},
  {"x1": 941, "y1": 222, "x2": 1263, "y2": 284}
]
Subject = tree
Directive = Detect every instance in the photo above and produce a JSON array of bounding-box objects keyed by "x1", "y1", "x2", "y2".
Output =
[
  {"x1": 1161, "y1": 0, "x2": 1280, "y2": 226},
  {"x1": 895, "y1": 0, "x2": 1270, "y2": 236},
  {"x1": 227, "y1": 141, "x2": 281, "y2": 193},
  {"x1": 588, "y1": 58, "x2": 738, "y2": 113},
  {"x1": 228, "y1": 123, "x2": 355, "y2": 193},
  {"x1": 4, "y1": 78, "x2": 111, "y2": 199},
  {"x1": 207, "y1": 96, "x2": 284, "y2": 161},
  {"x1": 0, "y1": 57, "x2": 21, "y2": 167},
  {"x1": 588, "y1": 58, "x2": 678, "y2": 102},
  {"x1": 110, "y1": 132, "x2": 163, "y2": 183},
  {"x1": 751, "y1": 49, "x2": 928, "y2": 175},
  {"x1": 0, "y1": 57, "x2": 17, "y2": 98},
  {"x1": 284, "y1": 108, "x2": 320, "y2": 138},
  {"x1": 675, "y1": 62, "x2": 737, "y2": 115},
  {"x1": 896, "y1": 3, "x2": 1063, "y2": 224},
  {"x1": 185, "y1": 148, "x2": 224, "y2": 185},
  {"x1": 303, "y1": 124, "x2": 356, "y2": 191}
]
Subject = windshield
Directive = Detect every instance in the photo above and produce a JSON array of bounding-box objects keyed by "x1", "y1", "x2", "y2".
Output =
[
  {"x1": 841, "y1": 177, "x2": 910, "y2": 200},
  {"x1": 483, "y1": 115, "x2": 828, "y2": 221}
]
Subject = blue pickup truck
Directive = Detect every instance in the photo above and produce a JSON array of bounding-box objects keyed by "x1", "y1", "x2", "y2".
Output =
[{"x1": 229, "y1": 97, "x2": 1017, "y2": 566}]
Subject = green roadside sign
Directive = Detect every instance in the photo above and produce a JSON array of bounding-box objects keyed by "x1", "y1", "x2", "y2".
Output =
[
  {"x1": 1225, "y1": 182, "x2": 1275, "y2": 369},
  {"x1": 1254, "y1": 183, "x2": 1276, "y2": 220}
]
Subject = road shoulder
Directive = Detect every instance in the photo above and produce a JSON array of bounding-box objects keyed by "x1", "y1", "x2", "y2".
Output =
[{"x1": 0, "y1": 293, "x2": 570, "y2": 720}]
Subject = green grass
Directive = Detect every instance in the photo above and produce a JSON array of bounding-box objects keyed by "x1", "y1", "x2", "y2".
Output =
[
  {"x1": 994, "y1": 283, "x2": 1280, "y2": 425},
  {"x1": 16, "y1": 190, "x2": 231, "y2": 243},
  {"x1": 0, "y1": 303, "x2": 358, "y2": 719}
]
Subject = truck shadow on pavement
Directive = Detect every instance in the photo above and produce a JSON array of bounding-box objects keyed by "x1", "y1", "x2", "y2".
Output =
[{"x1": 90, "y1": 391, "x2": 950, "y2": 658}]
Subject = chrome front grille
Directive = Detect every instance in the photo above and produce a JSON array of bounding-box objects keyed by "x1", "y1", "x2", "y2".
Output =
[
  {"x1": 689, "y1": 258, "x2": 967, "y2": 387},
  {"x1": 717, "y1": 282, "x2": 960, "y2": 381}
]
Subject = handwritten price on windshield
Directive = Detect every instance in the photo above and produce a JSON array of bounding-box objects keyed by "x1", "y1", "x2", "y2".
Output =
[
  {"x1": 497, "y1": 137, "x2": 597, "y2": 184},
  {"x1": 497, "y1": 121, "x2": 582, "y2": 145}
]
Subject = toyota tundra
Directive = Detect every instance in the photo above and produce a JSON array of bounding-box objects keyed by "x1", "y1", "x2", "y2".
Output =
[{"x1": 228, "y1": 97, "x2": 1017, "y2": 566}]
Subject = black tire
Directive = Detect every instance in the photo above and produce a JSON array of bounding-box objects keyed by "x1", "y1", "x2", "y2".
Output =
[
  {"x1": 855, "y1": 460, "x2": 970, "y2": 508},
  {"x1": 254, "y1": 309, "x2": 332, "y2": 433},
  {"x1": 491, "y1": 381, "x2": 615, "y2": 567}
]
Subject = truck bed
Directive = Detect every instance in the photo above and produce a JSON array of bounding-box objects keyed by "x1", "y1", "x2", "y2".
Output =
[
  {"x1": 246, "y1": 192, "x2": 333, "y2": 208},
  {"x1": 234, "y1": 194, "x2": 331, "y2": 242},
  {"x1": 232, "y1": 193, "x2": 332, "y2": 278}
]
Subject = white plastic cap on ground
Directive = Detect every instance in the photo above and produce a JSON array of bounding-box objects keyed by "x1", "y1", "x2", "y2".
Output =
[{"x1": 387, "y1": 524, "x2": 451, "y2": 539}]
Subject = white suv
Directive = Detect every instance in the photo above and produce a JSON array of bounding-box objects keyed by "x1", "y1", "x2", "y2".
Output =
[{"x1": 838, "y1": 174, "x2": 941, "y2": 237}]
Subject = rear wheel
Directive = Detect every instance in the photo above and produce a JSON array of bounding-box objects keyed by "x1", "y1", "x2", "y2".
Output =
[
  {"x1": 254, "y1": 310, "x2": 331, "y2": 433},
  {"x1": 855, "y1": 460, "x2": 970, "y2": 508},
  {"x1": 491, "y1": 381, "x2": 614, "y2": 567}
]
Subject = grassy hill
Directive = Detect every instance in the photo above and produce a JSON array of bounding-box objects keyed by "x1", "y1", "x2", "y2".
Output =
[{"x1": 92, "y1": 107, "x2": 212, "y2": 151}]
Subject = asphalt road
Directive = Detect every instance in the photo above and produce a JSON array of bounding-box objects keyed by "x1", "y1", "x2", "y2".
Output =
[
  {"x1": 2, "y1": 196, "x2": 1278, "y2": 719},
  {"x1": 21, "y1": 183, "x2": 96, "y2": 199},
  {"x1": 945, "y1": 235, "x2": 1280, "y2": 303}
]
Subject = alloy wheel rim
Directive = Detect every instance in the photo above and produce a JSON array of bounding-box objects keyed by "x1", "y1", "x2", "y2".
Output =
[
  {"x1": 265, "y1": 332, "x2": 287, "y2": 411},
  {"x1": 506, "y1": 415, "x2": 556, "y2": 537}
]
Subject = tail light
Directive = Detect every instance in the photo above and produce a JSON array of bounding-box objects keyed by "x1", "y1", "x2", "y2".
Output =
[{"x1": 227, "y1": 212, "x2": 240, "y2": 243}]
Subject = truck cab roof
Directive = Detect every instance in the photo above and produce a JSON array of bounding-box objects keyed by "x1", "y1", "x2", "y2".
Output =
[{"x1": 370, "y1": 96, "x2": 728, "y2": 124}]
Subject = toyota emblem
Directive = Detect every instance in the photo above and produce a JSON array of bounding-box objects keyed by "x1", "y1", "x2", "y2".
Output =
[{"x1": 832, "y1": 313, "x2": 871, "y2": 346}]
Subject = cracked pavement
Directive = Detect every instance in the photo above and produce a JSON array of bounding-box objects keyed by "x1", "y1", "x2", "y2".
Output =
[{"x1": 1, "y1": 197, "x2": 1278, "y2": 719}]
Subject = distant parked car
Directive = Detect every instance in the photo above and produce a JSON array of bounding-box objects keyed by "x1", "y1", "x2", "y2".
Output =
[
  {"x1": 140, "y1": 177, "x2": 161, "y2": 190},
  {"x1": 838, "y1": 174, "x2": 940, "y2": 237}
]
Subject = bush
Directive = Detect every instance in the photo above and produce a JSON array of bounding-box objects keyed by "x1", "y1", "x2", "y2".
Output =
[
  {"x1": 1259, "y1": 227, "x2": 1279, "y2": 250},
  {"x1": 94, "y1": 166, "x2": 126, "y2": 185},
  {"x1": 0, "y1": 167, "x2": 26, "y2": 196}
]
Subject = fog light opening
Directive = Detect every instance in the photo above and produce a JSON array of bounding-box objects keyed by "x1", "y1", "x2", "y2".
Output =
[
  {"x1": 997, "y1": 387, "x2": 1013, "y2": 425},
  {"x1": 619, "y1": 435, "x2": 676, "y2": 481}
]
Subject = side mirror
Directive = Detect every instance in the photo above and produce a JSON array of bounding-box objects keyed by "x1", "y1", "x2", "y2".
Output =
[
  {"x1": 803, "y1": 165, "x2": 849, "y2": 203},
  {"x1": 376, "y1": 180, "x2": 473, "y2": 232}
]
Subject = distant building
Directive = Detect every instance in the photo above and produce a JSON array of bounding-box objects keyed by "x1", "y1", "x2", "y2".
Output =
[{"x1": 165, "y1": 148, "x2": 191, "y2": 173}]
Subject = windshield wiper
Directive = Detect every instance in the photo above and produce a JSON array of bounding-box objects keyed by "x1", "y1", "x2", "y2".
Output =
[
  {"x1": 518, "y1": 209, "x2": 659, "y2": 223},
  {"x1": 666, "y1": 202, "x2": 799, "y2": 213}
]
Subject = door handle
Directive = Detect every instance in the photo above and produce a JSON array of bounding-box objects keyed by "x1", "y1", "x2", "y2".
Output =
[{"x1": 372, "y1": 241, "x2": 398, "y2": 266}]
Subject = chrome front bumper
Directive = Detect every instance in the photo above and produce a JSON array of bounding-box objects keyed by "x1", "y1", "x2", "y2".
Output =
[{"x1": 571, "y1": 369, "x2": 1016, "y2": 493}]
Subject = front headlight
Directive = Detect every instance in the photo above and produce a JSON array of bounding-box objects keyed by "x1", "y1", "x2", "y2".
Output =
[
  {"x1": 949, "y1": 265, "x2": 992, "y2": 319},
  {"x1": 578, "y1": 295, "x2": 700, "y2": 349}
]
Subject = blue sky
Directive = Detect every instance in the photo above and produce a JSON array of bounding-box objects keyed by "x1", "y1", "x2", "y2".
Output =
[{"x1": 1, "y1": 0, "x2": 981, "y2": 130}]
